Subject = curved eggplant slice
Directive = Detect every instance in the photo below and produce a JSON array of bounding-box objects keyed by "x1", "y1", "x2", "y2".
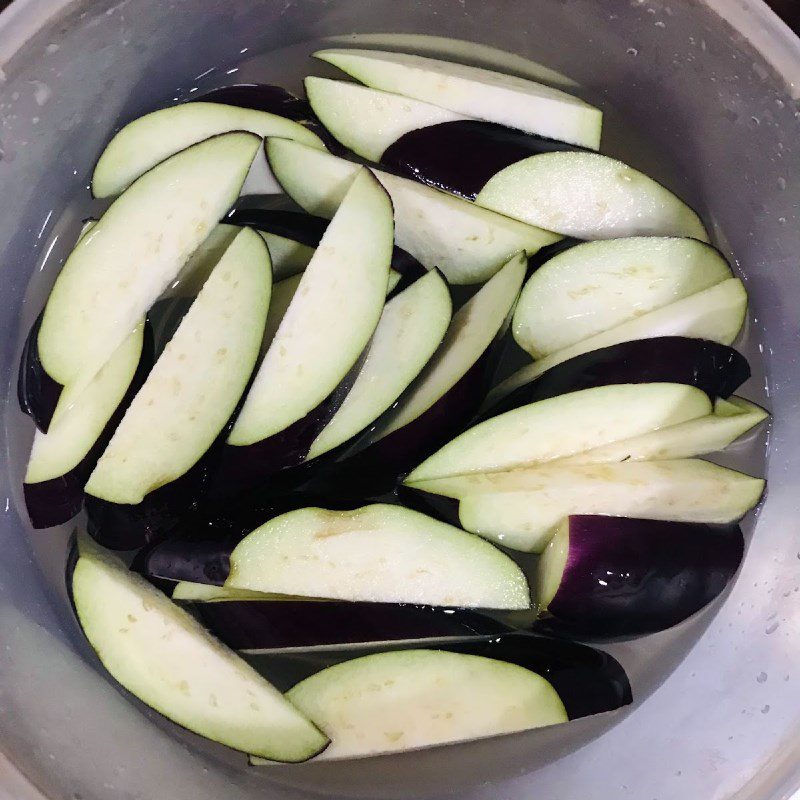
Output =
[
  {"x1": 196, "y1": 84, "x2": 316, "y2": 121},
  {"x1": 17, "y1": 313, "x2": 63, "y2": 433},
  {"x1": 482, "y1": 337, "x2": 750, "y2": 419},
  {"x1": 190, "y1": 600, "x2": 512, "y2": 651},
  {"x1": 249, "y1": 632, "x2": 631, "y2": 722},
  {"x1": 314, "y1": 48, "x2": 602, "y2": 148},
  {"x1": 536, "y1": 515, "x2": 745, "y2": 639},
  {"x1": 227, "y1": 208, "x2": 426, "y2": 291},
  {"x1": 23, "y1": 322, "x2": 153, "y2": 530},
  {"x1": 383, "y1": 120, "x2": 582, "y2": 201}
]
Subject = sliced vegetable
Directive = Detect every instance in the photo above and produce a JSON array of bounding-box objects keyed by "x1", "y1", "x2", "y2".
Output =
[
  {"x1": 225, "y1": 505, "x2": 530, "y2": 609},
  {"x1": 488, "y1": 277, "x2": 748, "y2": 405},
  {"x1": 267, "y1": 138, "x2": 560, "y2": 284},
  {"x1": 536, "y1": 515, "x2": 745, "y2": 638},
  {"x1": 483, "y1": 337, "x2": 750, "y2": 419},
  {"x1": 23, "y1": 323, "x2": 151, "y2": 529},
  {"x1": 558, "y1": 396, "x2": 768, "y2": 464},
  {"x1": 84, "y1": 228, "x2": 271, "y2": 546},
  {"x1": 315, "y1": 47, "x2": 602, "y2": 148},
  {"x1": 314, "y1": 252, "x2": 526, "y2": 498},
  {"x1": 70, "y1": 540, "x2": 327, "y2": 761},
  {"x1": 92, "y1": 102, "x2": 323, "y2": 197},
  {"x1": 283, "y1": 649, "x2": 566, "y2": 759},
  {"x1": 307, "y1": 271, "x2": 452, "y2": 460},
  {"x1": 407, "y1": 459, "x2": 765, "y2": 552},
  {"x1": 476, "y1": 151, "x2": 708, "y2": 240},
  {"x1": 408, "y1": 383, "x2": 712, "y2": 483},
  {"x1": 218, "y1": 169, "x2": 392, "y2": 494},
  {"x1": 39, "y1": 133, "x2": 260, "y2": 418},
  {"x1": 512, "y1": 238, "x2": 732, "y2": 357},
  {"x1": 197, "y1": 84, "x2": 316, "y2": 121}
]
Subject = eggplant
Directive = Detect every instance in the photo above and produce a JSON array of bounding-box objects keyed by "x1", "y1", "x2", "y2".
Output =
[
  {"x1": 309, "y1": 252, "x2": 526, "y2": 500},
  {"x1": 303, "y1": 77, "x2": 707, "y2": 240},
  {"x1": 189, "y1": 600, "x2": 512, "y2": 650},
  {"x1": 408, "y1": 383, "x2": 712, "y2": 484},
  {"x1": 69, "y1": 536, "x2": 328, "y2": 761},
  {"x1": 225, "y1": 504, "x2": 530, "y2": 610},
  {"x1": 406, "y1": 459, "x2": 764, "y2": 553},
  {"x1": 536, "y1": 515, "x2": 745, "y2": 639},
  {"x1": 23, "y1": 322, "x2": 153, "y2": 529},
  {"x1": 512, "y1": 237, "x2": 733, "y2": 358},
  {"x1": 215, "y1": 169, "x2": 393, "y2": 498},
  {"x1": 39, "y1": 133, "x2": 260, "y2": 422},
  {"x1": 17, "y1": 313, "x2": 64, "y2": 433},
  {"x1": 314, "y1": 48, "x2": 603, "y2": 148},
  {"x1": 84, "y1": 228, "x2": 271, "y2": 549},
  {"x1": 482, "y1": 337, "x2": 750, "y2": 419},
  {"x1": 196, "y1": 83, "x2": 316, "y2": 121},
  {"x1": 486, "y1": 277, "x2": 749, "y2": 408},
  {"x1": 248, "y1": 632, "x2": 632, "y2": 721},
  {"x1": 227, "y1": 207, "x2": 426, "y2": 292},
  {"x1": 281, "y1": 648, "x2": 568, "y2": 760},
  {"x1": 266, "y1": 138, "x2": 560, "y2": 284},
  {"x1": 91, "y1": 101, "x2": 323, "y2": 198}
]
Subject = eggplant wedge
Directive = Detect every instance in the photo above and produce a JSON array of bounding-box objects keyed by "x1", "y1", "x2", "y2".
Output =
[
  {"x1": 482, "y1": 337, "x2": 750, "y2": 419},
  {"x1": 536, "y1": 515, "x2": 745, "y2": 638},
  {"x1": 84, "y1": 228, "x2": 271, "y2": 548},
  {"x1": 266, "y1": 138, "x2": 560, "y2": 284},
  {"x1": 406, "y1": 459, "x2": 764, "y2": 552},
  {"x1": 281, "y1": 649, "x2": 567, "y2": 759},
  {"x1": 38, "y1": 133, "x2": 260, "y2": 419},
  {"x1": 225, "y1": 505, "x2": 530, "y2": 610},
  {"x1": 408, "y1": 383, "x2": 712, "y2": 483},
  {"x1": 315, "y1": 252, "x2": 526, "y2": 499},
  {"x1": 69, "y1": 536, "x2": 328, "y2": 761},
  {"x1": 306, "y1": 271, "x2": 452, "y2": 461},
  {"x1": 315, "y1": 48, "x2": 602, "y2": 148},
  {"x1": 512, "y1": 237, "x2": 732, "y2": 358},
  {"x1": 92, "y1": 102, "x2": 323, "y2": 198},
  {"x1": 216, "y1": 169, "x2": 392, "y2": 495},
  {"x1": 488, "y1": 277, "x2": 748, "y2": 406},
  {"x1": 24, "y1": 322, "x2": 152, "y2": 529}
]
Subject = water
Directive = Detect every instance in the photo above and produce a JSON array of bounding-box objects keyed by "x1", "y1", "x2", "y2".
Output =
[{"x1": 7, "y1": 32, "x2": 771, "y2": 772}]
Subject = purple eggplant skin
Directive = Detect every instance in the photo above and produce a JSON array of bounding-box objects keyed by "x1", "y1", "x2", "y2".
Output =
[
  {"x1": 17, "y1": 313, "x2": 63, "y2": 433},
  {"x1": 227, "y1": 208, "x2": 426, "y2": 295},
  {"x1": 246, "y1": 631, "x2": 632, "y2": 718},
  {"x1": 483, "y1": 337, "x2": 751, "y2": 420},
  {"x1": 194, "y1": 83, "x2": 344, "y2": 155},
  {"x1": 381, "y1": 120, "x2": 584, "y2": 201},
  {"x1": 24, "y1": 323, "x2": 155, "y2": 530},
  {"x1": 537, "y1": 515, "x2": 745, "y2": 641},
  {"x1": 189, "y1": 600, "x2": 512, "y2": 651},
  {"x1": 308, "y1": 345, "x2": 498, "y2": 502}
]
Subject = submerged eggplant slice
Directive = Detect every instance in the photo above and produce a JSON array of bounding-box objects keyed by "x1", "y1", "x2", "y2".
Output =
[
  {"x1": 317, "y1": 252, "x2": 526, "y2": 498},
  {"x1": 512, "y1": 237, "x2": 733, "y2": 358},
  {"x1": 488, "y1": 277, "x2": 749, "y2": 407},
  {"x1": 92, "y1": 102, "x2": 323, "y2": 198},
  {"x1": 84, "y1": 228, "x2": 271, "y2": 548},
  {"x1": 407, "y1": 459, "x2": 764, "y2": 552},
  {"x1": 39, "y1": 133, "x2": 260, "y2": 418},
  {"x1": 315, "y1": 48, "x2": 602, "y2": 148},
  {"x1": 408, "y1": 383, "x2": 712, "y2": 483},
  {"x1": 266, "y1": 138, "x2": 560, "y2": 284},
  {"x1": 196, "y1": 83, "x2": 316, "y2": 121},
  {"x1": 217, "y1": 169, "x2": 392, "y2": 495},
  {"x1": 536, "y1": 515, "x2": 745, "y2": 638},
  {"x1": 225, "y1": 505, "x2": 530, "y2": 610},
  {"x1": 281, "y1": 649, "x2": 567, "y2": 760},
  {"x1": 476, "y1": 151, "x2": 708, "y2": 240},
  {"x1": 70, "y1": 537, "x2": 328, "y2": 761},
  {"x1": 24, "y1": 322, "x2": 152, "y2": 529},
  {"x1": 483, "y1": 337, "x2": 750, "y2": 419}
]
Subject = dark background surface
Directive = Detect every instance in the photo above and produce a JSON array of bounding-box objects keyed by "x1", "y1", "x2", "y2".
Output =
[{"x1": 0, "y1": 0, "x2": 798, "y2": 31}]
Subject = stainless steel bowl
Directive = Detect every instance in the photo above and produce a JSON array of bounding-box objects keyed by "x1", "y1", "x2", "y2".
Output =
[{"x1": 1, "y1": 1, "x2": 799, "y2": 798}]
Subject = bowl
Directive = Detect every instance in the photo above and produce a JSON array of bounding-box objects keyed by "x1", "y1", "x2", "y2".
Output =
[{"x1": 1, "y1": 1, "x2": 799, "y2": 798}]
